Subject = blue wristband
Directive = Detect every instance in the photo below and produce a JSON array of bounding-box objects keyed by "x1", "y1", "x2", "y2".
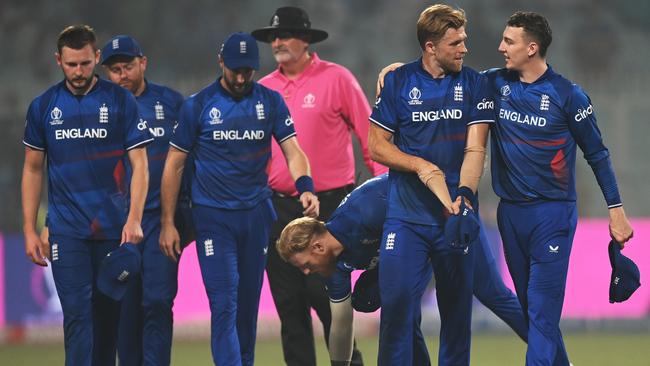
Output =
[
  {"x1": 295, "y1": 175, "x2": 315, "y2": 195},
  {"x1": 457, "y1": 186, "x2": 477, "y2": 207}
]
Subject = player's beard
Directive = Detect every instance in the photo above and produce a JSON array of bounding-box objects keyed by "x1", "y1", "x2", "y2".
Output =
[
  {"x1": 224, "y1": 76, "x2": 253, "y2": 99},
  {"x1": 66, "y1": 74, "x2": 95, "y2": 94}
]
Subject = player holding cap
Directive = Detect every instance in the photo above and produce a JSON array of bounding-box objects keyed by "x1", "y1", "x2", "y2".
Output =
[
  {"x1": 159, "y1": 32, "x2": 319, "y2": 365},
  {"x1": 485, "y1": 11, "x2": 634, "y2": 365},
  {"x1": 277, "y1": 174, "x2": 527, "y2": 365},
  {"x1": 368, "y1": 4, "x2": 494, "y2": 365},
  {"x1": 21, "y1": 25, "x2": 152, "y2": 366},
  {"x1": 100, "y1": 34, "x2": 193, "y2": 366}
]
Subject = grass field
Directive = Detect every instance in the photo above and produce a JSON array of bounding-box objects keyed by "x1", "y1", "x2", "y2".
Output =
[{"x1": 1, "y1": 332, "x2": 649, "y2": 365}]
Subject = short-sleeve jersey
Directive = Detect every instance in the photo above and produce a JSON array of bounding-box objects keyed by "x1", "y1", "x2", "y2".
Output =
[
  {"x1": 325, "y1": 174, "x2": 388, "y2": 302},
  {"x1": 23, "y1": 78, "x2": 153, "y2": 239},
  {"x1": 484, "y1": 66, "x2": 621, "y2": 206},
  {"x1": 126, "y1": 81, "x2": 185, "y2": 211},
  {"x1": 170, "y1": 79, "x2": 296, "y2": 210},
  {"x1": 370, "y1": 60, "x2": 494, "y2": 225}
]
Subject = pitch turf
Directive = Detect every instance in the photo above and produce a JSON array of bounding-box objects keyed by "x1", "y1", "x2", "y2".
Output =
[{"x1": 1, "y1": 332, "x2": 648, "y2": 365}]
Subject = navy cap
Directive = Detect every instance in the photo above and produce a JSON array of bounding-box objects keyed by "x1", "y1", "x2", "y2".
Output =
[
  {"x1": 100, "y1": 35, "x2": 143, "y2": 65},
  {"x1": 444, "y1": 200, "x2": 480, "y2": 249},
  {"x1": 351, "y1": 269, "x2": 380, "y2": 313},
  {"x1": 608, "y1": 240, "x2": 641, "y2": 303},
  {"x1": 97, "y1": 243, "x2": 142, "y2": 301},
  {"x1": 219, "y1": 32, "x2": 259, "y2": 70}
]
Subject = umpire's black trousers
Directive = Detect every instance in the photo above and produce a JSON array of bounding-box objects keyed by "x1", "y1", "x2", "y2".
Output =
[{"x1": 267, "y1": 185, "x2": 364, "y2": 366}]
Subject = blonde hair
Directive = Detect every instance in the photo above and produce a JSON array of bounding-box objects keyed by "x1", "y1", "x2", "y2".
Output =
[
  {"x1": 416, "y1": 4, "x2": 467, "y2": 49},
  {"x1": 276, "y1": 217, "x2": 327, "y2": 261}
]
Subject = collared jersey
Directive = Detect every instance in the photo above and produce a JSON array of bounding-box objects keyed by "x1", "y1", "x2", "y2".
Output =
[
  {"x1": 485, "y1": 66, "x2": 621, "y2": 207},
  {"x1": 171, "y1": 79, "x2": 296, "y2": 210},
  {"x1": 259, "y1": 53, "x2": 386, "y2": 195},
  {"x1": 325, "y1": 174, "x2": 387, "y2": 302},
  {"x1": 127, "y1": 81, "x2": 185, "y2": 211},
  {"x1": 370, "y1": 60, "x2": 494, "y2": 225},
  {"x1": 23, "y1": 78, "x2": 153, "y2": 239}
]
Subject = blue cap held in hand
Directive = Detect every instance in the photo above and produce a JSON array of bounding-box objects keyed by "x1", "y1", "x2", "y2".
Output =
[
  {"x1": 608, "y1": 240, "x2": 641, "y2": 303},
  {"x1": 444, "y1": 199, "x2": 480, "y2": 249},
  {"x1": 97, "y1": 243, "x2": 142, "y2": 301}
]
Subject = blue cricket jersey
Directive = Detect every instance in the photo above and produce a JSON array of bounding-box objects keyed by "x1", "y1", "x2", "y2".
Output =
[
  {"x1": 485, "y1": 66, "x2": 621, "y2": 207},
  {"x1": 23, "y1": 77, "x2": 153, "y2": 239},
  {"x1": 370, "y1": 60, "x2": 494, "y2": 225},
  {"x1": 126, "y1": 80, "x2": 186, "y2": 211},
  {"x1": 325, "y1": 174, "x2": 387, "y2": 302},
  {"x1": 170, "y1": 79, "x2": 296, "y2": 210}
]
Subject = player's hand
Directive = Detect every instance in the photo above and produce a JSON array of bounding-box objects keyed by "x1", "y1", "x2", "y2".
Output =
[
  {"x1": 300, "y1": 191, "x2": 320, "y2": 218},
  {"x1": 451, "y1": 196, "x2": 474, "y2": 213},
  {"x1": 159, "y1": 222, "x2": 181, "y2": 262},
  {"x1": 24, "y1": 230, "x2": 48, "y2": 266},
  {"x1": 375, "y1": 62, "x2": 405, "y2": 98},
  {"x1": 609, "y1": 206, "x2": 633, "y2": 247},
  {"x1": 121, "y1": 218, "x2": 144, "y2": 244}
]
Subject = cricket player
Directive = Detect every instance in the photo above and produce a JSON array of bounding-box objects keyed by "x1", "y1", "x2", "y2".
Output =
[
  {"x1": 253, "y1": 7, "x2": 383, "y2": 364},
  {"x1": 277, "y1": 174, "x2": 528, "y2": 365},
  {"x1": 159, "y1": 32, "x2": 319, "y2": 366},
  {"x1": 368, "y1": 5, "x2": 493, "y2": 365},
  {"x1": 484, "y1": 12, "x2": 634, "y2": 365},
  {"x1": 21, "y1": 25, "x2": 152, "y2": 366},
  {"x1": 100, "y1": 35, "x2": 193, "y2": 366}
]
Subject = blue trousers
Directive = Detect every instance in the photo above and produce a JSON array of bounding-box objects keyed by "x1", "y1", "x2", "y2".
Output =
[
  {"x1": 49, "y1": 235, "x2": 121, "y2": 366},
  {"x1": 378, "y1": 218, "x2": 475, "y2": 366},
  {"x1": 474, "y1": 224, "x2": 528, "y2": 342},
  {"x1": 193, "y1": 200, "x2": 276, "y2": 366},
  {"x1": 497, "y1": 200, "x2": 577, "y2": 366},
  {"x1": 117, "y1": 203, "x2": 194, "y2": 366}
]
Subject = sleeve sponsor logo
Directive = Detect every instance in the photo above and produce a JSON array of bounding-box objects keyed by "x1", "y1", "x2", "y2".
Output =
[
  {"x1": 476, "y1": 98, "x2": 494, "y2": 110},
  {"x1": 574, "y1": 104, "x2": 593, "y2": 122}
]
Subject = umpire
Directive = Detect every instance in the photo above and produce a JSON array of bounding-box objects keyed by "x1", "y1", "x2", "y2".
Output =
[{"x1": 253, "y1": 7, "x2": 385, "y2": 366}]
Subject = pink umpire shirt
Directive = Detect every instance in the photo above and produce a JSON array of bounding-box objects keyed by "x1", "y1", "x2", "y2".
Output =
[{"x1": 259, "y1": 53, "x2": 387, "y2": 195}]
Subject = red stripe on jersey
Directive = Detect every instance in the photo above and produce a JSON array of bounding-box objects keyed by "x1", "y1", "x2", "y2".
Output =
[
  {"x1": 551, "y1": 149, "x2": 569, "y2": 189},
  {"x1": 113, "y1": 160, "x2": 127, "y2": 194}
]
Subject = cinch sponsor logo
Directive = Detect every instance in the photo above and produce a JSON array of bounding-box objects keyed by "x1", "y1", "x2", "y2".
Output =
[
  {"x1": 149, "y1": 127, "x2": 165, "y2": 137},
  {"x1": 412, "y1": 109, "x2": 462, "y2": 122},
  {"x1": 476, "y1": 98, "x2": 494, "y2": 110},
  {"x1": 137, "y1": 119, "x2": 149, "y2": 131},
  {"x1": 55, "y1": 128, "x2": 108, "y2": 140},
  {"x1": 499, "y1": 108, "x2": 547, "y2": 127},
  {"x1": 213, "y1": 130, "x2": 265, "y2": 140},
  {"x1": 574, "y1": 104, "x2": 593, "y2": 122}
]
